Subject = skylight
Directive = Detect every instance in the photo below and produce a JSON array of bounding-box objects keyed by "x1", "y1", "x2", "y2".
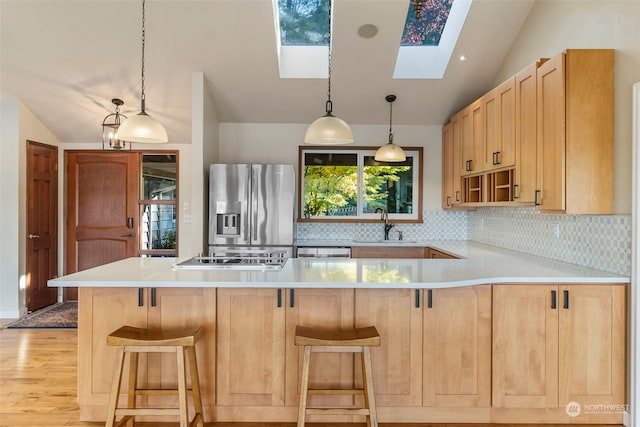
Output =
[
  {"x1": 278, "y1": 0, "x2": 328, "y2": 46},
  {"x1": 394, "y1": 0, "x2": 472, "y2": 79},
  {"x1": 401, "y1": 0, "x2": 453, "y2": 47},
  {"x1": 273, "y1": 0, "x2": 329, "y2": 78},
  {"x1": 272, "y1": 0, "x2": 471, "y2": 80}
]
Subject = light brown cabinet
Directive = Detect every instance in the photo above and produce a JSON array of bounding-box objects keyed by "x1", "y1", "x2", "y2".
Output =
[
  {"x1": 216, "y1": 288, "x2": 285, "y2": 408},
  {"x1": 460, "y1": 98, "x2": 484, "y2": 177},
  {"x1": 77, "y1": 281, "x2": 627, "y2": 424},
  {"x1": 426, "y1": 248, "x2": 458, "y2": 259},
  {"x1": 355, "y1": 288, "x2": 423, "y2": 407},
  {"x1": 536, "y1": 49, "x2": 614, "y2": 213},
  {"x1": 483, "y1": 77, "x2": 515, "y2": 171},
  {"x1": 351, "y1": 246, "x2": 427, "y2": 259},
  {"x1": 423, "y1": 285, "x2": 492, "y2": 407},
  {"x1": 493, "y1": 284, "x2": 625, "y2": 410},
  {"x1": 442, "y1": 114, "x2": 462, "y2": 209},
  {"x1": 443, "y1": 49, "x2": 613, "y2": 213},
  {"x1": 77, "y1": 287, "x2": 216, "y2": 421},
  {"x1": 513, "y1": 61, "x2": 541, "y2": 203},
  {"x1": 216, "y1": 287, "x2": 355, "y2": 421}
]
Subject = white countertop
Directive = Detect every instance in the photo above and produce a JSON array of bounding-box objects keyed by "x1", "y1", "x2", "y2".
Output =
[{"x1": 48, "y1": 241, "x2": 629, "y2": 289}]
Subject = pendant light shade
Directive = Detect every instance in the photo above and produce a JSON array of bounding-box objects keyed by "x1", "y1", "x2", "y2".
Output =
[
  {"x1": 305, "y1": 106, "x2": 354, "y2": 145},
  {"x1": 375, "y1": 95, "x2": 406, "y2": 162},
  {"x1": 305, "y1": 0, "x2": 353, "y2": 145},
  {"x1": 117, "y1": 111, "x2": 168, "y2": 143},
  {"x1": 117, "y1": 0, "x2": 167, "y2": 144}
]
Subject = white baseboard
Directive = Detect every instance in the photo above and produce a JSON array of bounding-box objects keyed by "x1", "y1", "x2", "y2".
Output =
[{"x1": 0, "y1": 310, "x2": 19, "y2": 319}]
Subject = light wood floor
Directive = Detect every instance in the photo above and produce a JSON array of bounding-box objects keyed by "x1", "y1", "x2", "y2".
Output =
[{"x1": 0, "y1": 328, "x2": 622, "y2": 427}]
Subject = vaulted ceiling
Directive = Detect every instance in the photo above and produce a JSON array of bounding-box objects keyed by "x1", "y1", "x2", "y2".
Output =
[{"x1": 0, "y1": 0, "x2": 534, "y2": 145}]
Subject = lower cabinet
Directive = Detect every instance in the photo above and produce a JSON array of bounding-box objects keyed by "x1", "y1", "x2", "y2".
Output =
[
  {"x1": 215, "y1": 287, "x2": 355, "y2": 422},
  {"x1": 423, "y1": 285, "x2": 492, "y2": 407},
  {"x1": 78, "y1": 283, "x2": 626, "y2": 424},
  {"x1": 493, "y1": 284, "x2": 626, "y2": 415},
  {"x1": 77, "y1": 287, "x2": 216, "y2": 421},
  {"x1": 355, "y1": 288, "x2": 424, "y2": 407}
]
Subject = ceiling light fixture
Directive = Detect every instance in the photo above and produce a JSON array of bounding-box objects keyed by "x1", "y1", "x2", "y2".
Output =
[
  {"x1": 117, "y1": 0, "x2": 168, "y2": 144},
  {"x1": 304, "y1": 0, "x2": 353, "y2": 145},
  {"x1": 101, "y1": 98, "x2": 129, "y2": 150},
  {"x1": 375, "y1": 95, "x2": 406, "y2": 162}
]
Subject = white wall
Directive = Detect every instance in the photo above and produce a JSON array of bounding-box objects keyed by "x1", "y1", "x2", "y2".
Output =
[
  {"x1": 492, "y1": 0, "x2": 640, "y2": 215},
  {"x1": 218, "y1": 123, "x2": 443, "y2": 211},
  {"x1": 0, "y1": 99, "x2": 60, "y2": 318}
]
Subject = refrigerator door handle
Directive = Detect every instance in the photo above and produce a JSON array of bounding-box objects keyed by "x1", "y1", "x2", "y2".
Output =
[{"x1": 251, "y1": 167, "x2": 258, "y2": 242}]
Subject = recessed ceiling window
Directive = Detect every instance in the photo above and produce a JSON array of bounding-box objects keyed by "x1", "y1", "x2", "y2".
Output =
[
  {"x1": 278, "y1": 0, "x2": 329, "y2": 46},
  {"x1": 394, "y1": 0, "x2": 472, "y2": 79},
  {"x1": 401, "y1": 0, "x2": 453, "y2": 46},
  {"x1": 273, "y1": 0, "x2": 329, "y2": 78},
  {"x1": 272, "y1": 0, "x2": 471, "y2": 80}
]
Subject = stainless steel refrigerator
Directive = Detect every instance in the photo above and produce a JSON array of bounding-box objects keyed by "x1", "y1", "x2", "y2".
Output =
[{"x1": 208, "y1": 164, "x2": 295, "y2": 254}]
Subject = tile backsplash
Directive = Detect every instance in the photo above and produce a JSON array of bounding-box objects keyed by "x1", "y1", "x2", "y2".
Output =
[
  {"x1": 296, "y1": 210, "x2": 468, "y2": 242},
  {"x1": 296, "y1": 207, "x2": 632, "y2": 276},
  {"x1": 468, "y1": 207, "x2": 631, "y2": 276}
]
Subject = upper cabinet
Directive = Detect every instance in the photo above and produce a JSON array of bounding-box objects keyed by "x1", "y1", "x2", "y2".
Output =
[
  {"x1": 483, "y1": 77, "x2": 515, "y2": 171},
  {"x1": 536, "y1": 49, "x2": 614, "y2": 214},
  {"x1": 460, "y1": 99, "x2": 484, "y2": 177},
  {"x1": 442, "y1": 49, "x2": 614, "y2": 214},
  {"x1": 442, "y1": 114, "x2": 462, "y2": 209}
]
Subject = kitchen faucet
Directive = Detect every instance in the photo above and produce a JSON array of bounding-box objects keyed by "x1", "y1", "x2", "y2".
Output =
[{"x1": 375, "y1": 208, "x2": 395, "y2": 240}]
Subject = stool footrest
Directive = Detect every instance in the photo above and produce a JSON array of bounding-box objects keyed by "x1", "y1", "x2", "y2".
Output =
[
  {"x1": 115, "y1": 407, "x2": 181, "y2": 416},
  {"x1": 308, "y1": 388, "x2": 364, "y2": 396},
  {"x1": 306, "y1": 408, "x2": 371, "y2": 416},
  {"x1": 135, "y1": 388, "x2": 196, "y2": 396}
]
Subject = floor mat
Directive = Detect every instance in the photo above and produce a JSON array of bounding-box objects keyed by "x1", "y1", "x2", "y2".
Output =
[{"x1": 6, "y1": 302, "x2": 77, "y2": 329}]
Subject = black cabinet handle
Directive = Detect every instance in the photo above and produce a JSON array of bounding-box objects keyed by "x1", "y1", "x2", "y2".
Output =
[
  {"x1": 495, "y1": 151, "x2": 501, "y2": 165},
  {"x1": 277, "y1": 289, "x2": 282, "y2": 308},
  {"x1": 534, "y1": 190, "x2": 541, "y2": 206},
  {"x1": 551, "y1": 290, "x2": 557, "y2": 309},
  {"x1": 151, "y1": 288, "x2": 156, "y2": 307},
  {"x1": 427, "y1": 289, "x2": 433, "y2": 308},
  {"x1": 446, "y1": 196, "x2": 451, "y2": 207},
  {"x1": 138, "y1": 288, "x2": 144, "y2": 307},
  {"x1": 563, "y1": 290, "x2": 569, "y2": 309},
  {"x1": 289, "y1": 289, "x2": 295, "y2": 308},
  {"x1": 455, "y1": 190, "x2": 460, "y2": 202},
  {"x1": 415, "y1": 289, "x2": 420, "y2": 308}
]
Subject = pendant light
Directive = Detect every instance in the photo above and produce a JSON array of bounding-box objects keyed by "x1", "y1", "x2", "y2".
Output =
[
  {"x1": 101, "y1": 98, "x2": 128, "y2": 150},
  {"x1": 117, "y1": 0, "x2": 168, "y2": 143},
  {"x1": 375, "y1": 95, "x2": 406, "y2": 162},
  {"x1": 304, "y1": 0, "x2": 353, "y2": 145}
]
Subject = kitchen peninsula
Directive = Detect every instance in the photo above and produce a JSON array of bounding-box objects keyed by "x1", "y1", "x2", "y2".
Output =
[{"x1": 49, "y1": 241, "x2": 628, "y2": 424}]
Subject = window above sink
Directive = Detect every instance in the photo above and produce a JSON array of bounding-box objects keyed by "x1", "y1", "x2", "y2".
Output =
[{"x1": 298, "y1": 146, "x2": 423, "y2": 223}]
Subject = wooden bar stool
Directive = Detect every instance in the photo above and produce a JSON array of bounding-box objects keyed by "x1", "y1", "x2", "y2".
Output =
[
  {"x1": 105, "y1": 326, "x2": 205, "y2": 427},
  {"x1": 294, "y1": 325, "x2": 380, "y2": 427}
]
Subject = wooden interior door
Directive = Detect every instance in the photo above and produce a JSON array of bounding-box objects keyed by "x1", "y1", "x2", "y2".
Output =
[
  {"x1": 65, "y1": 151, "x2": 139, "y2": 300},
  {"x1": 26, "y1": 141, "x2": 58, "y2": 311}
]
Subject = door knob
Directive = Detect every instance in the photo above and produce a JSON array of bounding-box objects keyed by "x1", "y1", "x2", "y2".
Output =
[{"x1": 28, "y1": 234, "x2": 40, "y2": 239}]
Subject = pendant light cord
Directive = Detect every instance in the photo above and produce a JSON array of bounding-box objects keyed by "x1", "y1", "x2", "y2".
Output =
[
  {"x1": 140, "y1": 0, "x2": 147, "y2": 112},
  {"x1": 388, "y1": 99, "x2": 394, "y2": 143},
  {"x1": 325, "y1": 0, "x2": 333, "y2": 114}
]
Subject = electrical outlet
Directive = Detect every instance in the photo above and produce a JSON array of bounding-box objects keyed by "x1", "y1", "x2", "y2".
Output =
[
  {"x1": 184, "y1": 214, "x2": 192, "y2": 223},
  {"x1": 553, "y1": 223, "x2": 560, "y2": 239}
]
